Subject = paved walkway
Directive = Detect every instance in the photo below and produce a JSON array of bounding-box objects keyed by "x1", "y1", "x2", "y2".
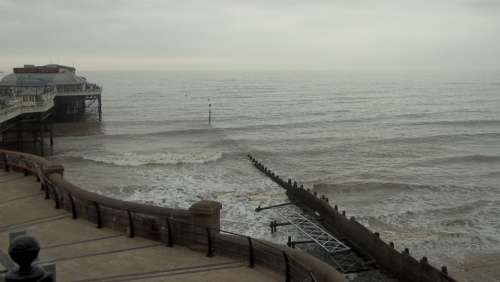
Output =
[{"x1": 0, "y1": 171, "x2": 281, "y2": 281}]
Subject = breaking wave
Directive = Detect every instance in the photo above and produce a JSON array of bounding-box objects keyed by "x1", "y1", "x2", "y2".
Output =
[{"x1": 62, "y1": 151, "x2": 224, "y2": 167}]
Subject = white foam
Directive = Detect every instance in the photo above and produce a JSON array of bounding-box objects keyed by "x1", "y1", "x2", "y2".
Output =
[{"x1": 64, "y1": 151, "x2": 223, "y2": 167}]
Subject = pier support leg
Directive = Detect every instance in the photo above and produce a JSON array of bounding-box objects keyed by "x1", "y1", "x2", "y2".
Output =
[
  {"x1": 49, "y1": 123, "x2": 54, "y2": 147},
  {"x1": 16, "y1": 122, "x2": 23, "y2": 152},
  {"x1": 1, "y1": 131, "x2": 6, "y2": 147},
  {"x1": 98, "y1": 95, "x2": 102, "y2": 122},
  {"x1": 40, "y1": 122, "x2": 44, "y2": 157},
  {"x1": 32, "y1": 130, "x2": 38, "y2": 150}
]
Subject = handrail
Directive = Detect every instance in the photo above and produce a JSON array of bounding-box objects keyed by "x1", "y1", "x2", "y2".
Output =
[
  {"x1": 0, "y1": 149, "x2": 346, "y2": 282},
  {"x1": 46, "y1": 174, "x2": 190, "y2": 218}
]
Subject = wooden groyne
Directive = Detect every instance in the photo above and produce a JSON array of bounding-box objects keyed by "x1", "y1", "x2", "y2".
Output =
[
  {"x1": 247, "y1": 154, "x2": 459, "y2": 282},
  {"x1": 0, "y1": 149, "x2": 346, "y2": 282}
]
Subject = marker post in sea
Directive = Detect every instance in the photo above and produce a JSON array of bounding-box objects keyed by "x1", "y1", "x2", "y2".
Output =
[{"x1": 208, "y1": 98, "x2": 212, "y2": 126}]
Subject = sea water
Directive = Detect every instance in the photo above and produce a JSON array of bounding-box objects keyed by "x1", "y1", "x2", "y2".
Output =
[{"x1": 36, "y1": 70, "x2": 500, "y2": 270}]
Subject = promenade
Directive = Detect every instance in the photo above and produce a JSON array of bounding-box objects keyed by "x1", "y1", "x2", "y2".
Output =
[{"x1": 0, "y1": 170, "x2": 281, "y2": 281}]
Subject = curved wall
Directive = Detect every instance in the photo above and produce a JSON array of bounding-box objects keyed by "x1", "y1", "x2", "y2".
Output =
[{"x1": 0, "y1": 150, "x2": 346, "y2": 282}]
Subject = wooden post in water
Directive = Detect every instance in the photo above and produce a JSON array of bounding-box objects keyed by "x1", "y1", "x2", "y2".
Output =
[{"x1": 208, "y1": 99, "x2": 212, "y2": 126}]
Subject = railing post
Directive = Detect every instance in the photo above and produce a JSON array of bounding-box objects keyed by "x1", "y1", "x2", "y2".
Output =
[
  {"x1": 127, "y1": 210, "x2": 135, "y2": 238},
  {"x1": 206, "y1": 227, "x2": 213, "y2": 257},
  {"x1": 166, "y1": 217, "x2": 173, "y2": 247},
  {"x1": 43, "y1": 184, "x2": 50, "y2": 199},
  {"x1": 3, "y1": 153, "x2": 9, "y2": 172},
  {"x1": 94, "y1": 202, "x2": 102, "y2": 228},
  {"x1": 68, "y1": 194, "x2": 77, "y2": 219},
  {"x1": 309, "y1": 271, "x2": 318, "y2": 282},
  {"x1": 283, "y1": 251, "x2": 291, "y2": 282},
  {"x1": 247, "y1": 236, "x2": 255, "y2": 268},
  {"x1": 51, "y1": 186, "x2": 60, "y2": 209}
]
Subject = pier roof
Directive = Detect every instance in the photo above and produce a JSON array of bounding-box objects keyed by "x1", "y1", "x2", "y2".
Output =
[{"x1": 0, "y1": 65, "x2": 86, "y2": 87}]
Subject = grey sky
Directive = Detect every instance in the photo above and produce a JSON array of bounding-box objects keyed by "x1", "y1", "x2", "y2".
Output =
[{"x1": 0, "y1": 0, "x2": 499, "y2": 71}]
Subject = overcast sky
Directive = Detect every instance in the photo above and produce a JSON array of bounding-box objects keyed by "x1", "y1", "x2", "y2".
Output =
[{"x1": 0, "y1": 0, "x2": 499, "y2": 71}]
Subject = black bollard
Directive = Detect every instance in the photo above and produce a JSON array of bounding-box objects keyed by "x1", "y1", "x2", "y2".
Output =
[{"x1": 5, "y1": 235, "x2": 54, "y2": 282}]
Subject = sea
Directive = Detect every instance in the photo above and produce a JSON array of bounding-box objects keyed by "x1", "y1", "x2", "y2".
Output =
[{"x1": 11, "y1": 70, "x2": 500, "y2": 274}]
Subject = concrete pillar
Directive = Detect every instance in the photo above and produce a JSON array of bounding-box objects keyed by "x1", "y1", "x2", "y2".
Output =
[
  {"x1": 189, "y1": 200, "x2": 222, "y2": 231},
  {"x1": 43, "y1": 164, "x2": 64, "y2": 176}
]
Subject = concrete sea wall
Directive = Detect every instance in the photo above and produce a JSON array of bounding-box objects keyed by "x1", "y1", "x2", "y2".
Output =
[
  {"x1": 248, "y1": 155, "x2": 458, "y2": 282},
  {"x1": 0, "y1": 149, "x2": 346, "y2": 282}
]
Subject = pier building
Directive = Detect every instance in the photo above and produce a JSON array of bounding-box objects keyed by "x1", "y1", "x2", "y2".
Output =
[{"x1": 0, "y1": 65, "x2": 102, "y2": 155}]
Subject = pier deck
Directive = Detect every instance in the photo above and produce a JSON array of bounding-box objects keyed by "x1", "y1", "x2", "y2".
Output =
[{"x1": 0, "y1": 171, "x2": 281, "y2": 282}]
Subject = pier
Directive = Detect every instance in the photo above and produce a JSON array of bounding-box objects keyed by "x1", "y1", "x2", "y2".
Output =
[
  {"x1": 0, "y1": 65, "x2": 103, "y2": 155},
  {"x1": 0, "y1": 150, "x2": 345, "y2": 281}
]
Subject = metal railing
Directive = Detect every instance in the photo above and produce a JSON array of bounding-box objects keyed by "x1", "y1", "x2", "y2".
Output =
[{"x1": 0, "y1": 150, "x2": 341, "y2": 282}]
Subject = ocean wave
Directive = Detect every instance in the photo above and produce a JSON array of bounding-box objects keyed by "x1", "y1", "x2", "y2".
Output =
[
  {"x1": 62, "y1": 151, "x2": 224, "y2": 167},
  {"x1": 370, "y1": 132, "x2": 500, "y2": 145},
  {"x1": 104, "y1": 118, "x2": 205, "y2": 127},
  {"x1": 481, "y1": 171, "x2": 500, "y2": 178},
  {"x1": 313, "y1": 181, "x2": 441, "y2": 193},
  {"x1": 313, "y1": 181, "x2": 492, "y2": 195},
  {"x1": 404, "y1": 119, "x2": 500, "y2": 127},
  {"x1": 94, "y1": 127, "x2": 216, "y2": 140},
  {"x1": 409, "y1": 154, "x2": 500, "y2": 166}
]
